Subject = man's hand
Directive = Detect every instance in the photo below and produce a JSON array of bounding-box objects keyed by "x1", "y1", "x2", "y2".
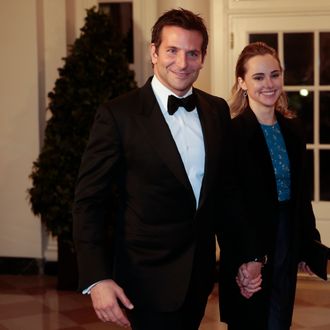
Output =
[
  {"x1": 236, "y1": 261, "x2": 263, "y2": 299},
  {"x1": 90, "y1": 279, "x2": 134, "y2": 327}
]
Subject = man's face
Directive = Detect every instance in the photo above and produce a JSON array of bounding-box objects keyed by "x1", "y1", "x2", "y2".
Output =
[{"x1": 150, "y1": 25, "x2": 205, "y2": 96}]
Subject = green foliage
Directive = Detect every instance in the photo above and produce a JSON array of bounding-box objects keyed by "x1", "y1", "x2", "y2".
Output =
[{"x1": 28, "y1": 7, "x2": 136, "y2": 241}]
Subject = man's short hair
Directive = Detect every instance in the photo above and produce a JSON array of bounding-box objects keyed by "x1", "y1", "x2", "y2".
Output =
[{"x1": 151, "y1": 8, "x2": 208, "y2": 59}]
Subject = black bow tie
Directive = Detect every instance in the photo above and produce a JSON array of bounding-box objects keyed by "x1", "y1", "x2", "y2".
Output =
[{"x1": 167, "y1": 94, "x2": 197, "y2": 115}]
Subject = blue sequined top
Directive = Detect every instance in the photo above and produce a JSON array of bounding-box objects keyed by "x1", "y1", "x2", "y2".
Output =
[{"x1": 260, "y1": 122, "x2": 291, "y2": 201}]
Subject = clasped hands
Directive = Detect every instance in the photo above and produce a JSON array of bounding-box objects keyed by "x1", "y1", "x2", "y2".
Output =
[
  {"x1": 236, "y1": 261, "x2": 263, "y2": 299},
  {"x1": 89, "y1": 265, "x2": 263, "y2": 327},
  {"x1": 236, "y1": 260, "x2": 314, "y2": 299},
  {"x1": 89, "y1": 262, "x2": 264, "y2": 327}
]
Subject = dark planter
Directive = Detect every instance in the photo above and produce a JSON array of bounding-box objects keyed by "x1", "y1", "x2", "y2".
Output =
[{"x1": 57, "y1": 236, "x2": 78, "y2": 291}]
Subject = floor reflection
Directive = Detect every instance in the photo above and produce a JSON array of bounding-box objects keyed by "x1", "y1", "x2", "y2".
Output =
[{"x1": 0, "y1": 274, "x2": 329, "y2": 330}]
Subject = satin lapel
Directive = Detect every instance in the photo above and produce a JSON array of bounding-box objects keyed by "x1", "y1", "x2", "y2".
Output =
[
  {"x1": 135, "y1": 80, "x2": 193, "y2": 193},
  {"x1": 195, "y1": 92, "x2": 220, "y2": 209}
]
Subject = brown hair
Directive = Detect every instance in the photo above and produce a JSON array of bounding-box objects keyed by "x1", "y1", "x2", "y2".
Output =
[
  {"x1": 151, "y1": 8, "x2": 208, "y2": 60},
  {"x1": 230, "y1": 42, "x2": 294, "y2": 118}
]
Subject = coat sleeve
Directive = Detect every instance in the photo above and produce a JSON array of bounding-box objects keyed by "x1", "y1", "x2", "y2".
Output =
[
  {"x1": 298, "y1": 124, "x2": 321, "y2": 253},
  {"x1": 73, "y1": 103, "x2": 122, "y2": 291},
  {"x1": 215, "y1": 105, "x2": 264, "y2": 266}
]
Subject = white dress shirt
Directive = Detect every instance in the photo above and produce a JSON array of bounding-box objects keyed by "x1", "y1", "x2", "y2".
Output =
[{"x1": 151, "y1": 76, "x2": 205, "y2": 207}]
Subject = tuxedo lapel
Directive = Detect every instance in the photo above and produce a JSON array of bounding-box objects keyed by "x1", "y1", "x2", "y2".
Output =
[
  {"x1": 195, "y1": 92, "x2": 220, "y2": 209},
  {"x1": 135, "y1": 80, "x2": 194, "y2": 195}
]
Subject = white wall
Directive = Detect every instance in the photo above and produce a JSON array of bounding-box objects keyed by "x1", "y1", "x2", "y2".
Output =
[
  {"x1": 0, "y1": 0, "x2": 42, "y2": 258},
  {"x1": 0, "y1": 0, "x2": 67, "y2": 259}
]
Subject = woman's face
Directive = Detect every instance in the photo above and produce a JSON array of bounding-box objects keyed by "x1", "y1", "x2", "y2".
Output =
[{"x1": 238, "y1": 54, "x2": 283, "y2": 112}]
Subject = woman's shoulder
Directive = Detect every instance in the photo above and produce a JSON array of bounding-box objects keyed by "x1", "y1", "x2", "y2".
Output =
[
  {"x1": 277, "y1": 112, "x2": 305, "y2": 137},
  {"x1": 232, "y1": 108, "x2": 258, "y2": 129}
]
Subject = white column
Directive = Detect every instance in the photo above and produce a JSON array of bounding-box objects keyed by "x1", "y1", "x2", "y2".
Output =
[
  {"x1": 133, "y1": 0, "x2": 157, "y2": 86},
  {"x1": 40, "y1": 0, "x2": 67, "y2": 261},
  {"x1": 209, "y1": 0, "x2": 228, "y2": 97},
  {"x1": 66, "y1": 0, "x2": 98, "y2": 45}
]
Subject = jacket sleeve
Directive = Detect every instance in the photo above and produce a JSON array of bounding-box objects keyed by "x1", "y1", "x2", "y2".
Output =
[{"x1": 73, "y1": 103, "x2": 121, "y2": 291}]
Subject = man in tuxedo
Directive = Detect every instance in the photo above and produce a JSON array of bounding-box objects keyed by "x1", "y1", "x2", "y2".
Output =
[{"x1": 73, "y1": 8, "x2": 262, "y2": 330}]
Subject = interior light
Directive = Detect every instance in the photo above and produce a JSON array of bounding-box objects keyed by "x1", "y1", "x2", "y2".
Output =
[{"x1": 299, "y1": 89, "x2": 309, "y2": 97}]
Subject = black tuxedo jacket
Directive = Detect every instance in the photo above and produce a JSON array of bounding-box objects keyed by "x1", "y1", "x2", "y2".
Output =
[{"x1": 73, "y1": 78, "x2": 258, "y2": 312}]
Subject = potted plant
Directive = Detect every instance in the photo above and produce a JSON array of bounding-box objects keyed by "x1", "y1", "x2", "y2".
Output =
[{"x1": 28, "y1": 7, "x2": 136, "y2": 289}]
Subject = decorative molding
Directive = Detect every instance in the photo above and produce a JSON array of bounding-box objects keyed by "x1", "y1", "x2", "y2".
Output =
[
  {"x1": 228, "y1": 0, "x2": 330, "y2": 13},
  {"x1": 0, "y1": 257, "x2": 42, "y2": 275},
  {"x1": 44, "y1": 234, "x2": 58, "y2": 262}
]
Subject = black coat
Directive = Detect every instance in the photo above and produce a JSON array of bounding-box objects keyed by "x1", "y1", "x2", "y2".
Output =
[{"x1": 218, "y1": 107, "x2": 320, "y2": 328}]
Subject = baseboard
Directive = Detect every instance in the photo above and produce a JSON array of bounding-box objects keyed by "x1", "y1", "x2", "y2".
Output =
[{"x1": 0, "y1": 257, "x2": 58, "y2": 276}]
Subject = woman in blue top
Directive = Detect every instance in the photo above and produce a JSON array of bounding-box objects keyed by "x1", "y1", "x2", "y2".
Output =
[{"x1": 218, "y1": 42, "x2": 323, "y2": 330}]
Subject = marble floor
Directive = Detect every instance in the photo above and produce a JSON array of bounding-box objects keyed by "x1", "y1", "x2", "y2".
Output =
[{"x1": 0, "y1": 274, "x2": 329, "y2": 330}]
